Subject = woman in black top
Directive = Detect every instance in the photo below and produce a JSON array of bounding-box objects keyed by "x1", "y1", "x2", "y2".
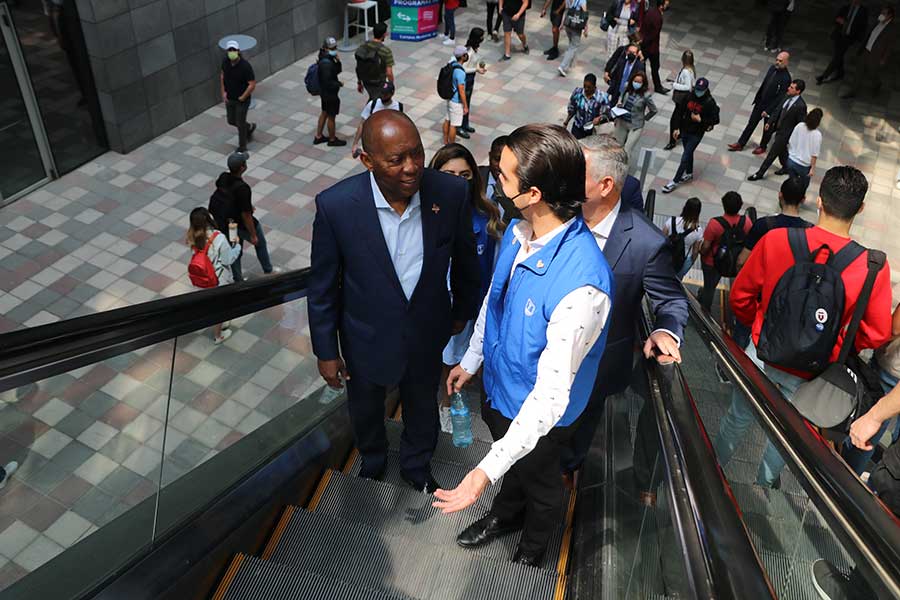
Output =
[{"x1": 315, "y1": 37, "x2": 347, "y2": 147}]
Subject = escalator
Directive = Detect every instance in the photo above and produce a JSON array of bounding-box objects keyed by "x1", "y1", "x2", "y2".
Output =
[{"x1": 0, "y1": 262, "x2": 897, "y2": 599}]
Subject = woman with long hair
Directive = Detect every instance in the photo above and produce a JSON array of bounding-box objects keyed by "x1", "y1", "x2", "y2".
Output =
[
  {"x1": 185, "y1": 207, "x2": 241, "y2": 343},
  {"x1": 613, "y1": 70, "x2": 657, "y2": 160},
  {"x1": 428, "y1": 143, "x2": 505, "y2": 432},
  {"x1": 786, "y1": 107, "x2": 823, "y2": 193},
  {"x1": 661, "y1": 197, "x2": 703, "y2": 279},
  {"x1": 665, "y1": 49, "x2": 695, "y2": 150},
  {"x1": 459, "y1": 28, "x2": 488, "y2": 139}
]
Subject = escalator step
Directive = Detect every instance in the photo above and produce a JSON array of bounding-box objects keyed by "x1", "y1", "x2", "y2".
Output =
[
  {"x1": 268, "y1": 507, "x2": 558, "y2": 599},
  {"x1": 345, "y1": 450, "x2": 502, "y2": 506},
  {"x1": 312, "y1": 470, "x2": 568, "y2": 574},
  {"x1": 384, "y1": 419, "x2": 494, "y2": 469},
  {"x1": 215, "y1": 555, "x2": 411, "y2": 600}
]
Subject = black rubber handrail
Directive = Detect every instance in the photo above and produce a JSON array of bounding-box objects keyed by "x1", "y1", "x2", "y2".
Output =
[
  {"x1": 638, "y1": 302, "x2": 776, "y2": 600},
  {"x1": 0, "y1": 268, "x2": 312, "y2": 394},
  {"x1": 687, "y1": 290, "x2": 900, "y2": 598}
]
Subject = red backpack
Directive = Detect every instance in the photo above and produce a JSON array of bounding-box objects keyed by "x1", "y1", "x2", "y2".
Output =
[{"x1": 188, "y1": 231, "x2": 220, "y2": 288}]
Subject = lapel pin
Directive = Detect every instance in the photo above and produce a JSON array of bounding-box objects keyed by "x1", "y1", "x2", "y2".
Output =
[
  {"x1": 431, "y1": 203, "x2": 440, "y2": 214},
  {"x1": 536, "y1": 259, "x2": 545, "y2": 268}
]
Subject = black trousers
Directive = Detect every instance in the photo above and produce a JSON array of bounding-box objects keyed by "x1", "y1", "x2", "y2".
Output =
[
  {"x1": 646, "y1": 52, "x2": 664, "y2": 91},
  {"x1": 765, "y1": 10, "x2": 788, "y2": 49},
  {"x1": 482, "y1": 401, "x2": 576, "y2": 556},
  {"x1": 737, "y1": 103, "x2": 767, "y2": 147},
  {"x1": 756, "y1": 131, "x2": 789, "y2": 175},
  {"x1": 486, "y1": 2, "x2": 502, "y2": 33},
  {"x1": 345, "y1": 360, "x2": 442, "y2": 484},
  {"x1": 700, "y1": 263, "x2": 721, "y2": 312},
  {"x1": 821, "y1": 36, "x2": 853, "y2": 80}
]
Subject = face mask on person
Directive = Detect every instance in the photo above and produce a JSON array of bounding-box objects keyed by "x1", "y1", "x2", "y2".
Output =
[
  {"x1": 626, "y1": 53, "x2": 636, "y2": 62},
  {"x1": 878, "y1": 13, "x2": 888, "y2": 22},
  {"x1": 227, "y1": 51, "x2": 239, "y2": 61},
  {"x1": 695, "y1": 89, "x2": 706, "y2": 97},
  {"x1": 328, "y1": 49, "x2": 338, "y2": 56},
  {"x1": 633, "y1": 82, "x2": 643, "y2": 90}
]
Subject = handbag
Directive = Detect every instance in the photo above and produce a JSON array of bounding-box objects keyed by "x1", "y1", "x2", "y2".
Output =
[{"x1": 791, "y1": 248, "x2": 886, "y2": 432}]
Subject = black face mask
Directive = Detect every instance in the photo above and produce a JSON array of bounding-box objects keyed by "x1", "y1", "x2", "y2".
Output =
[{"x1": 626, "y1": 53, "x2": 636, "y2": 62}]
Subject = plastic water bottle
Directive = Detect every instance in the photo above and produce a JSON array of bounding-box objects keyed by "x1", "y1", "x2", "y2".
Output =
[{"x1": 450, "y1": 391, "x2": 473, "y2": 448}]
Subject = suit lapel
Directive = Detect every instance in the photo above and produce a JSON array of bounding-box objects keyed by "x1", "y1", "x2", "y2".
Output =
[
  {"x1": 416, "y1": 174, "x2": 439, "y2": 294},
  {"x1": 603, "y1": 207, "x2": 633, "y2": 271},
  {"x1": 355, "y1": 175, "x2": 407, "y2": 302}
]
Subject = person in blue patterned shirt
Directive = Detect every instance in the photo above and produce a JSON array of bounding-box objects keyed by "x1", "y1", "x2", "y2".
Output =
[{"x1": 563, "y1": 74, "x2": 611, "y2": 139}]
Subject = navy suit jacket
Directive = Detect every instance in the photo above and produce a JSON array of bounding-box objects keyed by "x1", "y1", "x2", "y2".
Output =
[
  {"x1": 621, "y1": 175, "x2": 644, "y2": 212},
  {"x1": 307, "y1": 170, "x2": 481, "y2": 385},
  {"x1": 595, "y1": 205, "x2": 688, "y2": 396}
]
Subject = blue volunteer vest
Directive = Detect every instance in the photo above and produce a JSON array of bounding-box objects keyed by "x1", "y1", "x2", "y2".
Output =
[{"x1": 482, "y1": 218, "x2": 614, "y2": 427}]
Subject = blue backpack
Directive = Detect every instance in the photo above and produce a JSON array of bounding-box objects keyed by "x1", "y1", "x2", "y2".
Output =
[{"x1": 305, "y1": 63, "x2": 320, "y2": 96}]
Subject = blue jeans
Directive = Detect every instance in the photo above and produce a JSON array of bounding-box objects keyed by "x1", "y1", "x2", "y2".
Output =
[
  {"x1": 714, "y1": 340, "x2": 765, "y2": 466},
  {"x1": 840, "y1": 367, "x2": 899, "y2": 474},
  {"x1": 444, "y1": 7, "x2": 456, "y2": 38},
  {"x1": 786, "y1": 157, "x2": 811, "y2": 192},
  {"x1": 231, "y1": 217, "x2": 273, "y2": 281},
  {"x1": 757, "y1": 366, "x2": 806, "y2": 487},
  {"x1": 674, "y1": 132, "x2": 703, "y2": 182}
]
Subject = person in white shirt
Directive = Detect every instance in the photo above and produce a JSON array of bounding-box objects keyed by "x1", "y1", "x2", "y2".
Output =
[
  {"x1": 665, "y1": 50, "x2": 696, "y2": 150},
  {"x1": 661, "y1": 197, "x2": 703, "y2": 280},
  {"x1": 350, "y1": 81, "x2": 404, "y2": 158},
  {"x1": 433, "y1": 124, "x2": 614, "y2": 567},
  {"x1": 786, "y1": 108, "x2": 823, "y2": 192}
]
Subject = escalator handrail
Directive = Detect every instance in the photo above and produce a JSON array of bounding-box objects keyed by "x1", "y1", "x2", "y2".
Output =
[
  {"x1": 0, "y1": 268, "x2": 312, "y2": 394},
  {"x1": 638, "y1": 302, "x2": 777, "y2": 600},
  {"x1": 686, "y1": 289, "x2": 900, "y2": 598}
]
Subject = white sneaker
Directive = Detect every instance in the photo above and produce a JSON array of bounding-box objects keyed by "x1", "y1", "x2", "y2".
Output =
[
  {"x1": 0, "y1": 461, "x2": 19, "y2": 490},
  {"x1": 214, "y1": 329, "x2": 233, "y2": 344},
  {"x1": 662, "y1": 181, "x2": 678, "y2": 193},
  {"x1": 438, "y1": 33, "x2": 446, "y2": 39},
  {"x1": 557, "y1": 66, "x2": 567, "y2": 77},
  {"x1": 679, "y1": 172, "x2": 693, "y2": 183},
  {"x1": 439, "y1": 406, "x2": 453, "y2": 434},
  {"x1": 443, "y1": 38, "x2": 455, "y2": 46},
  {"x1": 265, "y1": 266, "x2": 284, "y2": 276},
  {"x1": 222, "y1": 321, "x2": 232, "y2": 331}
]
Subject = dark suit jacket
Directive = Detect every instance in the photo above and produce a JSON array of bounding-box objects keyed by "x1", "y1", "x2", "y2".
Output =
[
  {"x1": 308, "y1": 170, "x2": 481, "y2": 385},
  {"x1": 606, "y1": 48, "x2": 645, "y2": 103},
  {"x1": 752, "y1": 65, "x2": 792, "y2": 114},
  {"x1": 771, "y1": 95, "x2": 807, "y2": 137},
  {"x1": 863, "y1": 19, "x2": 897, "y2": 63},
  {"x1": 595, "y1": 205, "x2": 688, "y2": 396},
  {"x1": 621, "y1": 175, "x2": 644, "y2": 212},
  {"x1": 639, "y1": 7, "x2": 662, "y2": 55},
  {"x1": 833, "y1": 4, "x2": 869, "y2": 43}
]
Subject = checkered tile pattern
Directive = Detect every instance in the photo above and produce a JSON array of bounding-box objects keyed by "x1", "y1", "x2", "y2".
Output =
[{"x1": 1, "y1": 0, "x2": 899, "y2": 590}]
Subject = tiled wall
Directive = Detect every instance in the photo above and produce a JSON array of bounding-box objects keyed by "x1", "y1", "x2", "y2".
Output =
[{"x1": 73, "y1": 0, "x2": 343, "y2": 153}]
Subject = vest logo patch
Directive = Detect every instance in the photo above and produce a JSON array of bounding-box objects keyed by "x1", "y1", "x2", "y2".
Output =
[
  {"x1": 524, "y1": 298, "x2": 536, "y2": 317},
  {"x1": 815, "y1": 308, "x2": 828, "y2": 324},
  {"x1": 476, "y1": 243, "x2": 485, "y2": 256}
]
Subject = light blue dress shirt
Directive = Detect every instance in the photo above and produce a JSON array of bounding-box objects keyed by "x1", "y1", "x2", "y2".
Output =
[{"x1": 370, "y1": 173, "x2": 424, "y2": 300}]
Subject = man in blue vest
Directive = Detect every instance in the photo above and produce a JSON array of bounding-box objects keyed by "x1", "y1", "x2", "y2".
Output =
[{"x1": 433, "y1": 124, "x2": 615, "y2": 567}]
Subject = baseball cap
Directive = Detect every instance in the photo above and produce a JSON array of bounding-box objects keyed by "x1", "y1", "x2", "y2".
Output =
[
  {"x1": 226, "y1": 40, "x2": 240, "y2": 51},
  {"x1": 694, "y1": 77, "x2": 709, "y2": 92},
  {"x1": 324, "y1": 36, "x2": 338, "y2": 49},
  {"x1": 453, "y1": 45, "x2": 468, "y2": 58},
  {"x1": 227, "y1": 151, "x2": 248, "y2": 171},
  {"x1": 381, "y1": 81, "x2": 395, "y2": 95}
]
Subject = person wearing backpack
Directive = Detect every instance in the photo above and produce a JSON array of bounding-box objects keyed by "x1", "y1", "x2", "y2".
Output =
[
  {"x1": 355, "y1": 23, "x2": 394, "y2": 101},
  {"x1": 315, "y1": 37, "x2": 347, "y2": 147},
  {"x1": 440, "y1": 46, "x2": 469, "y2": 144},
  {"x1": 697, "y1": 191, "x2": 752, "y2": 311},
  {"x1": 186, "y1": 207, "x2": 241, "y2": 344},
  {"x1": 556, "y1": 0, "x2": 589, "y2": 77},
  {"x1": 661, "y1": 77, "x2": 719, "y2": 194},
  {"x1": 730, "y1": 166, "x2": 892, "y2": 489},
  {"x1": 736, "y1": 176, "x2": 811, "y2": 271},
  {"x1": 350, "y1": 81, "x2": 404, "y2": 159},
  {"x1": 661, "y1": 197, "x2": 702, "y2": 280}
]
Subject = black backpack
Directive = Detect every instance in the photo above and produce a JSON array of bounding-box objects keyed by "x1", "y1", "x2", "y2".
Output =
[
  {"x1": 355, "y1": 43, "x2": 385, "y2": 84},
  {"x1": 208, "y1": 184, "x2": 237, "y2": 236},
  {"x1": 756, "y1": 228, "x2": 872, "y2": 375},
  {"x1": 437, "y1": 63, "x2": 464, "y2": 100},
  {"x1": 713, "y1": 215, "x2": 747, "y2": 277},
  {"x1": 668, "y1": 216, "x2": 696, "y2": 272}
]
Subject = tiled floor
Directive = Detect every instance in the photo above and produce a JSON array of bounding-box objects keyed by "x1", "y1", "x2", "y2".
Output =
[{"x1": 1, "y1": 0, "x2": 899, "y2": 591}]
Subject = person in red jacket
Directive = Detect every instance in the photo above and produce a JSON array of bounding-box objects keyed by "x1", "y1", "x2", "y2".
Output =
[
  {"x1": 639, "y1": 0, "x2": 669, "y2": 95},
  {"x1": 730, "y1": 165, "x2": 892, "y2": 488}
]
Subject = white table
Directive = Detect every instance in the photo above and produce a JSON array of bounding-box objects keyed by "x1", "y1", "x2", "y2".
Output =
[{"x1": 339, "y1": 1, "x2": 380, "y2": 52}]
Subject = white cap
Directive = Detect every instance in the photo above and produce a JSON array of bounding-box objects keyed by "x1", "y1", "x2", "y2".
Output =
[
  {"x1": 226, "y1": 40, "x2": 240, "y2": 51},
  {"x1": 453, "y1": 45, "x2": 468, "y2": 58}
]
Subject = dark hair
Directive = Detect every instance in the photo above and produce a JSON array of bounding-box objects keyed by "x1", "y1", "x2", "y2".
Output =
[
  {"x1": 490, "y1": 135, "x2": 508, "y2": 162},
  {"x1": 505, "y1": 124, "x2": 586, "y2": 221},
  {"x1": 805, "y1": 107, "x2": 823, "y2": 130},
  {"x1": 373, "y1": 22, "x2": 388, "y2": 39},
  {"x1": 627, "y1": 70, "x2": 647, "y2": 94},
  {"x1": 466, "y1": 27, "x2": 485, "y2": 50},
  {"x1": 885, "y1": 5, "x2": 895, "y2": 17},
  {"x1": 721, "y1": 191, "x2": 743, "y2": 215},
  {"x1": 792, "y1": 78, "x2": 806, "y2": 93},
  {"x1": 819, "y1": 166, "x2": 868, "y2": 221},
  {"x1": 680, "y1": 197, "x2": 702, "y2": 229},
  {"x1": 780, "y1": 177, "x2": 806, "y2": 205},
  {"x1": 584, "y1": 73, "x2": 597, "y2": 85},
  {"x1": 429, "y1": 143, "x2": 504, "y2": 239},
  {"x1": 186, "y1": 207, "x2": 217, "y2": 249}
]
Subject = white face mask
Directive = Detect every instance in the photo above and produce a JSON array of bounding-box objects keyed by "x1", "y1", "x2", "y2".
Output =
[{"x1": 878, "y1": 13, "x2": 888, "y2": 22}]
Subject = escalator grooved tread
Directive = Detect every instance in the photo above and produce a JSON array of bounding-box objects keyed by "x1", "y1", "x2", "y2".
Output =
[
  {"x1": 384, "y1": 419, "x2": 494, "y2": 469},
  {"x1": 220, "y1": 555, "x2": 412, "y2": 600},
  {"x1": 267, "y1": 507, "x2": 558, "y2": 600},
  {"x1": 312, "y1": 470, "x2": 568, "y2": 574}
]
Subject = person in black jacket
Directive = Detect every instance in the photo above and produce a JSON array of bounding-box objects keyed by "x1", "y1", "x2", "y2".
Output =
[
  {"x1": 727, "y1": 51, "x2": 791, "y2": 153},
  {"x1": 661, "y1": 77, "x2": 719, "y2": 194},
  {"x1": 817, "y1": 0, "x2": 869, "y2": 83},
  {"x1": 748, "y1": 79, "x2": 807, "y2": 181},
  {"x1": 764, "y1": 0, "x2": 791, "y2": 52},
  {"x1": 604, "y1": 40, "x2": 645, "y2": 105},
  {"x1": 315, "y1": 37, "x2": 347, "y2": 147}
]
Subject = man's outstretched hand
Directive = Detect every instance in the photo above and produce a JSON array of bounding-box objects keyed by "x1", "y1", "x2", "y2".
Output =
[{"x1": 433, "y1": 468, "x2": 490, "y2": 513}]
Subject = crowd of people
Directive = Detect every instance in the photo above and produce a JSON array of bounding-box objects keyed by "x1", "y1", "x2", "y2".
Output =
[{"x1": 194, "y1": 5, "x2": 900, "y2": 599}]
